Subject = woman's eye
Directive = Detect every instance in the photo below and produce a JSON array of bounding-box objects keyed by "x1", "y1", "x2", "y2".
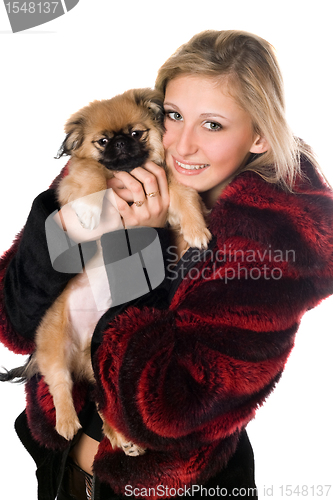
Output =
[
  {"x1": 166, "y1": 111, "x2": 183, "y2": 122},
  {"x1": 203, "y1": 121, "x2": 222, "y2": 131},
  {"x1": 97, "y1": 138, "x2": 108, "y2": 146}
]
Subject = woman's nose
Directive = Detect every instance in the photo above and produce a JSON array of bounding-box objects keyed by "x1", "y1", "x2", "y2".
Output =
[{"x1": 176, "y1": 126, "x2": 198, "y2": 157}]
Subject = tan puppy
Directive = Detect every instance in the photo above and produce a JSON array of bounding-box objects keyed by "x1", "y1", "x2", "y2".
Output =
[
  {"x1": 57, "y1": 88, "x2": 211, "y2": 244},
  {"x1": 6, "y1": 89, "x2": 211, "y2": 455}
]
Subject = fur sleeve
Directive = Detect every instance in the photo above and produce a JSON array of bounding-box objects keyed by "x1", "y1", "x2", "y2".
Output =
[
  {"x1": 94, "y1": 160, "x2": 333, "y2": 452},
  {"x1": 0, "y1": 186, "x2": 96, "y2": 353},
  {"x1": 0, "y1": 230, "x2": 34, "y2": 354}
]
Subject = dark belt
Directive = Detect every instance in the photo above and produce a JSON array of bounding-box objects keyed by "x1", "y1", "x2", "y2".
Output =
[{"x1": 57, "y1": 456, "x2": 93, "y2": 500}]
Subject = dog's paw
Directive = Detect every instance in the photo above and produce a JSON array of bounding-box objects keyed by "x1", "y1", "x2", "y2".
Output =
[
  {"x1": 71, "y1": 199, "x2": 102, "y2": 230},
  {"x1": 102, "y1": 421, "x2": 146, "y2": 457},
  {"x1": 182, "y1": 226, "x2": 212, "y2": 250},
  {"x1": 121, "y1": 441, "x2": 146, "y2": 457},
  {"x1": 55, "y1": 414, "x2": 82, "y2": 441}
]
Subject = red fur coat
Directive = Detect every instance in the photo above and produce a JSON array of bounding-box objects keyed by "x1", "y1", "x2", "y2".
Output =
[{"x1": 1, "y1": 157, "x2": 333, "y2": 498}]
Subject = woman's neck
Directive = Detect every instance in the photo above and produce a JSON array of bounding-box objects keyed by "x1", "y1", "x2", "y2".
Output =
[{"x1": 200, "y1": 178, "x2": 231, "y2": 209}]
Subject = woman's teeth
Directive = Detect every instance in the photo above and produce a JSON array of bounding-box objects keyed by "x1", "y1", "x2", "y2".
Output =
[{"x1": 176, "y1": 160, "x2": 208, "y2": 170}]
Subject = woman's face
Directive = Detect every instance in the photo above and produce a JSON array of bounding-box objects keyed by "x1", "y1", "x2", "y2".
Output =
[{"x1": 162, "y1": 75, "x2": 267, "y2": 205}]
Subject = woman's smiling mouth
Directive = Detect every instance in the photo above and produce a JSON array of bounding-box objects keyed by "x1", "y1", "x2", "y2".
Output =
[{"x1": 173, "y1": 157, "x2": 210, "y2": 174}]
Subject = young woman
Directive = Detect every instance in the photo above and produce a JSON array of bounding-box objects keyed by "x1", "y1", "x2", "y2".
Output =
[{"x1": 1, "y1": 30, "x2": 333, "y2": 500}]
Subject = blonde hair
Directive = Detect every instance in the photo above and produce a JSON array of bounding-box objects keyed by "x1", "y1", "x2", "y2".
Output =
[{"x1": 156, "y1": 30, "x2": 318, "y2": 190}]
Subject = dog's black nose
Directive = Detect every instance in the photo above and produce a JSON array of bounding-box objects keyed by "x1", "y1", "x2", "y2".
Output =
[{"x1": 115, "y1": 139, "x2": 126, "y2": 150}]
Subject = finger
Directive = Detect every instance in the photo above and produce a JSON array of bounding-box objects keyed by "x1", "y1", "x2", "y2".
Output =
[
  {"x1": 110, "y1": 189, "x2": 149, "y2": 228},
  {"x1": 107, "y1": 163, "x2": 169, "y2": 204},
  {"x1": 127, "y1": 165, "x2": 169, "y2": 210},
  {"x1": 107, "y1": 177, "x2": 134, "y2": 202},
  {"x1": 112, "y1": 170, "x2": 146, "y2": 205},
  {"x1": 106, "y1": 176, "x2": 124, "y2": 190},
  {"x1": 141, "y1": 161, "x2": 169, "y2": 201},
  {"x1": 128, "y1": 167, "x2": 160, "y2": 198}
]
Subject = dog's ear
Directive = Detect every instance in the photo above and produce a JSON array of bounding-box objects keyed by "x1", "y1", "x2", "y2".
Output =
[
  {"x1": 55, "y1": 116, "x2": 86, "y2": 159},
  {"x1": 133, "y1": 88, "x2": 165, "y2": 126}
]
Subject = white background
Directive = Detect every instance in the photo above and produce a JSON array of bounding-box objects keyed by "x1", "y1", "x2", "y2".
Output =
[{"x1": 0, "y1": 1, "x2": 332, "y2": 498}]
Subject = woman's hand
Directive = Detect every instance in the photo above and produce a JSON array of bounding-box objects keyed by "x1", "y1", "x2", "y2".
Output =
[
  {"x1": 54, "y1": 162, "x2": 170, "y2": 243},
  {"x1": 106, "y1": 161, "x2": 170, "y2": 229}
]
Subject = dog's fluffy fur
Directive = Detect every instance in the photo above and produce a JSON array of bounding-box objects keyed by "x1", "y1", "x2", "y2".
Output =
[
  {"x1": 6, "y1": 89, "x2": 211, "y2": 454},
  {"x1": 57, "y1": 88, "x2": 211, "y2": 245}
]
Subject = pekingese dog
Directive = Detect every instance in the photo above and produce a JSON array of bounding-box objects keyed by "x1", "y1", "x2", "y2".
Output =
[
  {"x1": 56, "y1": 88, "x2": 211, "y2": 244},
  {"x1": 1, "y1": 88, "x2": 211, "y2": 455}
]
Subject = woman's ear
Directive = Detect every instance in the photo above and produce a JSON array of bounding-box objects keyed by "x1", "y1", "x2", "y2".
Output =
[{"x1": 250, "y1": 135, "x2": 269, "y2": 154}]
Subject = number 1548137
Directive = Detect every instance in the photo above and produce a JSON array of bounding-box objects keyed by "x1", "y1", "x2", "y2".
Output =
[{"x1": 5, "y1": 2, "x2": 59, "y2": 14}]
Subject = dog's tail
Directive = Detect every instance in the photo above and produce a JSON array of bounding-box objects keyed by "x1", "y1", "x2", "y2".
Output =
[{"x1": 0, "y1": 356, "x2": 38, "y2": 383}]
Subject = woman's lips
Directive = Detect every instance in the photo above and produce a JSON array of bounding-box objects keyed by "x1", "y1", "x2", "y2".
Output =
[{"x1": 173, "y1": 157, "x2": 210, "y2": 175}]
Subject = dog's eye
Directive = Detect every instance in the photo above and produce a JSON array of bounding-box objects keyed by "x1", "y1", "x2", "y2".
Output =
[
  {"x1": 131, "y1": 130, "x2": 144, "y2": 139},
  {"x1": 97, "y1": 138, "x2": 108, "y2": 147}
]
